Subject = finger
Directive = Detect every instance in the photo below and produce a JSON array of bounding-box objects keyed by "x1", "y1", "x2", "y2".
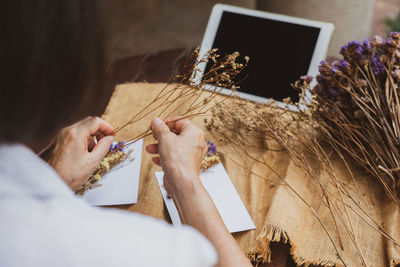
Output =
[
  {"x1": 145, "y1": 144, "x2": 159, "y2": 154},
  {"x1": 87, "y1": 136, "x2": 96, "y2": 152},
  {"x1": 82, "y1": 116, "x2": 93, "y2": 123},
  {"x1": 150, "y1": 117, "x2": 171, "y2": 140},
  {"x1": 69, "y1": 116, "x2": 92, "y2": 128},
  {"x1": 95, "y1": 132, "x2": 105, "y2": 140},
  {"x1": 152, "y1": 157, "x2": 161, "y2": 166},
  {"x1": 83, "y1": 117, "x2": 115, "y2": 136},
  {"x1": 164, "y1": 116, "x2": 183, "y2": 131},
  {"x1": 161, "y1": 117, "x2": 193, "y2": 135},
  {"x1": 170, "y1": 118, "x2": 192, "y2": 135},
  {"x1": 90, "y1": 135, "x2": 115, "y2": 162}
]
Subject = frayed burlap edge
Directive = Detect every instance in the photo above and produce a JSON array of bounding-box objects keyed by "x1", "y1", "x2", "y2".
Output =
[
  {"x1": 249, "y1": 223, "x2": 343, "y2": 267},
  {"x1": 390, "y1": 257, "x2": 400, "y2": 267}
]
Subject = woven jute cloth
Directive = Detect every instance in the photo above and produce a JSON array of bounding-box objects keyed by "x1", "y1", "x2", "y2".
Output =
[{"x1": 102, "y1": 82, "x2": 400, "y2": 267}]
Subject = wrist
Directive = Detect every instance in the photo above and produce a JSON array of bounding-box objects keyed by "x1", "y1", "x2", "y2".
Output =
[
  {"x1": 176, "y1": 178, "x2": 207, "y2": 201},
  {"x1": 163, "y1": 166, "x2": 205, "y2": 198},
  {"x1": 171, "y1": 177, "x2": 217, "y2": 227}
]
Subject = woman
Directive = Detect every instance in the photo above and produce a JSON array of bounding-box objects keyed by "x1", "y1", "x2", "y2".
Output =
[{"x1": 0, "y1": 1, "x2": 252, "y2": 266}]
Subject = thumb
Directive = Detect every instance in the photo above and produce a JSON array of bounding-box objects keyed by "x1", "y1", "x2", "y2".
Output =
[
  {"x1": 91, "y1": 135, "x2": 115, "y2": 161},
  {"x1": 151, "y1": 117, "x2": 171, "y2": 140}
]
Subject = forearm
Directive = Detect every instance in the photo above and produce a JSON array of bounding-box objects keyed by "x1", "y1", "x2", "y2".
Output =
[{"x1": 172, "y1": 179, "x2": 252, "y2": 267}]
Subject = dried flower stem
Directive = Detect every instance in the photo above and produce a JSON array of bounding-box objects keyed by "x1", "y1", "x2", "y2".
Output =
[{"x1": 110, "y1": 48, "x2": 246, "y2": 152}]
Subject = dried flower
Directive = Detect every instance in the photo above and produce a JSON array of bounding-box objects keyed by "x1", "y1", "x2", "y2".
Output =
[
  {"x1": 76, "y1": 141, "x2": 131, "y2": 195},
  {"x1": 371, "y1": 55, "x2": 385, "y2": 75},
  {"x1": 111, "y1": 47, "x2": 248, "y2": 150},
  {"x1": 338, "y1": 59, "x2": 350, "y2": 71},
  {"x1": 205, "y1": 32, "x2": 400, "y2": 265},
  {"x1": 109, "y1": 141, "x2": 126, "y2": 153},
  {"x1": 77, "y1": 48, "x2": 248, "y2": 194},
  {"x1": 300, "y1": 32, "x2": 400, "y2": 205},
  {"x1": 201, "y1": 141, "x2": 220, "y2": 171},
  {"x1": 207, "y1": 141, "x2": 217, "y2": 155}
]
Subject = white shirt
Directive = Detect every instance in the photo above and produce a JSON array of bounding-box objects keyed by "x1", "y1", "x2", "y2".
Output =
[{"x1": 0, "y1": 144, "x2": 217, "y2": 267}]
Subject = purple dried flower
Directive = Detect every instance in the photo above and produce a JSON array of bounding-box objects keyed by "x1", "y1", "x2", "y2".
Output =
[
  {"x1": 318, "y1": 60, "x2": 326, "y2": 71},
  {"x1": 387, "y1": 37, "x2": 395, "y2": 47},
  {"x1": 363, "y1": 38, "x2": 372, "y2": 53},
  {"x1": 355, "y1": 46, "x2": 363, "y2": 56},
  {"x1": 318, "y1": 60, "x2": 333, "y2": 77},
  {"x1": 119, "y1": 141, "x2": 125, "y2": 151},
  {"x1": 390, "y1": 32, "x2": 400, "y2": 48},
  {"x1": 109, "y1": 141, "x2": 126, "y2": 153},
  {"x1": 340, "y1": 40, "x2": 371, "y2": 63},
  {"x1": 207, "y1": 141, "x2": 217, "y2": 155},
  {"x1": 109, "y1": 144, "x2": 115, "y2": 152},
  {"x1": 371, "y1": 56, "x2": 385, "y2": 75},
  {"x1": 338, "y1": 60, "x2": 349, "y2": 71},
  {"x1": 340, "y1": 41, "x2": 363, "y2": 56},
  {"x1": 340, "y1": 44, "x2": 349, "y2": 55}
]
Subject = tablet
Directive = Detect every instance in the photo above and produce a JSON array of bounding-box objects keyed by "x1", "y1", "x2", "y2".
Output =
[{"x1": 195, "y1": 4, "x2": 334, "y2": 108}]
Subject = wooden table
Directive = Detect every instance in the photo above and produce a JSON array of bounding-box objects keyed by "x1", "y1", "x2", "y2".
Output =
[{"x1": 103, "y1": 48, "x2": 303, "y2": 267}]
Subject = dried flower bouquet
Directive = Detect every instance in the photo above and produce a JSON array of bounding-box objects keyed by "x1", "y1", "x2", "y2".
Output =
[
  {"x1": 307, "y1": 32, "x2": 400, "y2": 206},
  {"x1": 76, "y1": 48, "x2": 246, "y2": 195},
  {"x1": 75, "y1": 141, "x2": 132, "y2": 195}
]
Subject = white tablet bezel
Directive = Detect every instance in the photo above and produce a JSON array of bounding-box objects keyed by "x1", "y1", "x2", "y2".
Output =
[{"x1": 194, "y1": 4, "x2": 334, "y2": 110}]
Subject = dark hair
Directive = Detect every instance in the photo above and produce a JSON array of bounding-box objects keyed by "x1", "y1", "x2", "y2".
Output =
[{"x1": 0, "y1": 1, "x2": 106, "y2": 143}]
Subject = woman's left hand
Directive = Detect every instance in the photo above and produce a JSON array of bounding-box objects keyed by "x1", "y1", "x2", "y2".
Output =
[{"x1": 48, "y1": 116, "x2": 115, "y2": 191}]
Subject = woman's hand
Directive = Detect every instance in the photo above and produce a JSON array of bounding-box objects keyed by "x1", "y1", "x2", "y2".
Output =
[
  {"x1": 146, "y1": 117, "x2": 252, "y2": 267},
  {"x1": 145, "y1": 117, "x2": 207, "y2": 200},
  {"x1": 48, "y1": 116, "x2": 115, "y2": 191}
]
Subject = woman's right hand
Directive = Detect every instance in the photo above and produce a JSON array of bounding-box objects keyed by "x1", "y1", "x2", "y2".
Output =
[
  {"x1": 145, "y1": 117, "x2": 208, "y2": 200},
  {"x1": 146, "y1": 117, "x2": 252, "y2": 267}
]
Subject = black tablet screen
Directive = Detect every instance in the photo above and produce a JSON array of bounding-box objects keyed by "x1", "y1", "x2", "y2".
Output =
[{"x1": 204, "y1": 11, "x2": 321, "y2": 102}]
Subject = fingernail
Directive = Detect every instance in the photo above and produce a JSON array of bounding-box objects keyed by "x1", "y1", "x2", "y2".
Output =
[
  {"x1": 151, "y1": 117, "x2": 163, "y2": 131},
  {"x1": 153, "y1": 117, "x2": 163, "y2": 125}
]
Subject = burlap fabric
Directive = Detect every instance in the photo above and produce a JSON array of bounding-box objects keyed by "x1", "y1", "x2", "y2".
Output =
[{"x1": 102, "y1": 82, "x2": 400, "y2": 266}]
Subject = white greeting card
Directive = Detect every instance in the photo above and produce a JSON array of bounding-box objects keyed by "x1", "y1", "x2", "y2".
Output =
[
  {"x1": 155, "y1": 163, "x2": 256, "y2": 233},
  {"x1": 83, "y1": 139, "x2": 143, "y2": 206}
]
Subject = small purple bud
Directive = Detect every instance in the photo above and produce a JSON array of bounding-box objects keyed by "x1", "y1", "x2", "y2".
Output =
[
  {"x1": 207, "y1": 141, "x2": 217, "y2": 155},
  {"x1": 371, "y1": 55, "x2": 385, "y2": 75},
  {"x1": 338, "y1": 60, "x2": 349, "y2": 71},
  {"x1": 363, "y1": 38, "x2": 372, "y2": 52}
]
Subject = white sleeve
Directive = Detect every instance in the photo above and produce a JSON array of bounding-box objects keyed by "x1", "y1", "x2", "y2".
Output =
[
  {"x1": 173, "y1": 224, "x2": 218, "y2": 267},
  {"x1": 55, "y1": 200, "x2": 218, "y2": 267}
]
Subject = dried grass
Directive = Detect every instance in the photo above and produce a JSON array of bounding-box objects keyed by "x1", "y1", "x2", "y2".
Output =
[
  {"x1": 76, "y1": 48, "x2": 246, "y2": 194},
  {"x1": 206, "y1": 33, "x2": 400, "y2": 265}
]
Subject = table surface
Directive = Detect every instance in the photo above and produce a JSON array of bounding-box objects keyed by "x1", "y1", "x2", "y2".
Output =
[{"x1": 104, "y1": 48, "x2": 312, "y2": 267}]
